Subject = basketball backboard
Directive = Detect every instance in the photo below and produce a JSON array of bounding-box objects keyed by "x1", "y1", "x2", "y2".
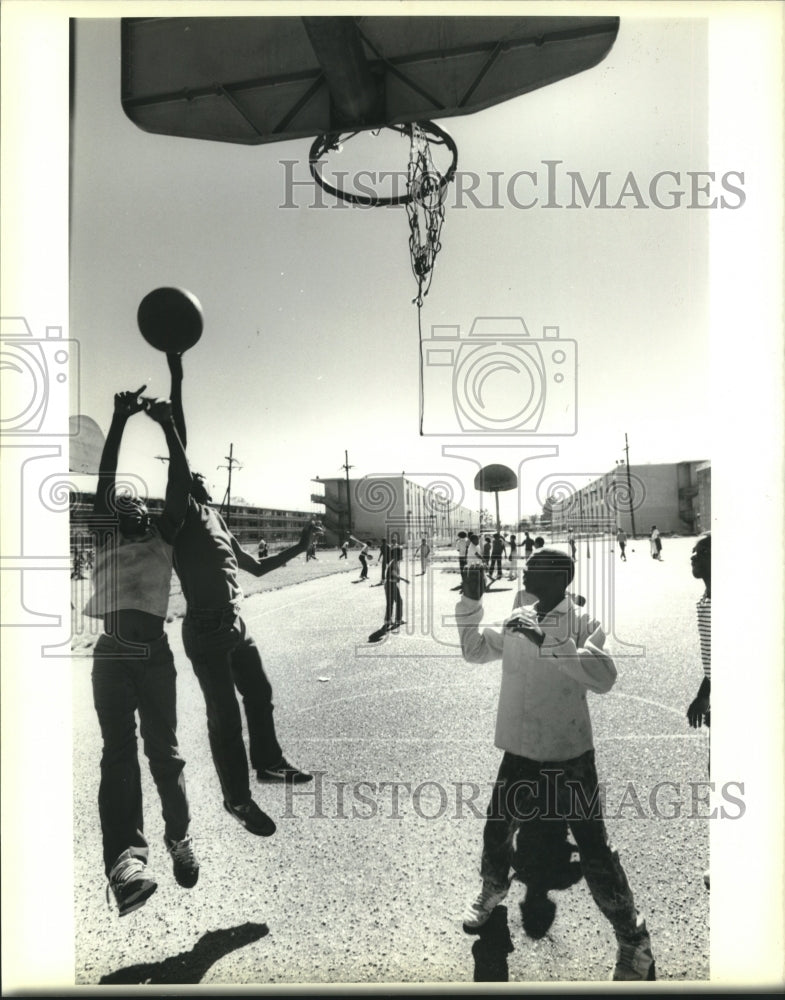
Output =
[{"x1": 121, "y1": 15, "x2": 620, "y2": 146}]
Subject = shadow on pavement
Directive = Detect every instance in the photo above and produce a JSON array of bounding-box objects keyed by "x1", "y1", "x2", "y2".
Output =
[
  {"x1": 99, "y1": 921, "x2": 269, "y2": 985},
  {"x1": 471, "y1": 906, "x2": 514, "y2": 982}
]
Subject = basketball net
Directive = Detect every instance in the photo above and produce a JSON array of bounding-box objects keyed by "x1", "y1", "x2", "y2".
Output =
[
  {"x1": 403, "y1": 124, "x2": 453, "y2": 436},
  {"x1": 309, "y1": 121, "x2": 457, "y2": 434},
  {"x1": 406, "y1": 123, "x2": 448, "y2": 309}
]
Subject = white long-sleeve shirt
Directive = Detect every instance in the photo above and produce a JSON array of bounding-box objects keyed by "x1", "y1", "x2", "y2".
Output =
[{"x1": 455, "y1": 595, "x2": 617, "y2": 761}]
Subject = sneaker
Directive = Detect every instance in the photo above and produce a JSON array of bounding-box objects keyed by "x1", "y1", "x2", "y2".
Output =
[
  {"x1": 164, "y1": 834, "x2": 199, "y2": 888},
  {"x1": 462, "y1": 883, "x2": 509, "y2": 933},
  {"x1": 107, "y1": 850, "x2": 157, "y2": 917},
  {"x1": 613, "y1": 923, "x2": 656, "y2": 981},
  {"x1": 223, "y1": 798, "x2": 277, "y2": 836},
  {"x1": 257, "y1": 758, "x2": 313, "y2": 784}
]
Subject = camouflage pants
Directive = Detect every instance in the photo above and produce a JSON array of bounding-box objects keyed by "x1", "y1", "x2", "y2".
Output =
[{"x1": 480, "y1": 749, "x2": 641, "y2": 940}]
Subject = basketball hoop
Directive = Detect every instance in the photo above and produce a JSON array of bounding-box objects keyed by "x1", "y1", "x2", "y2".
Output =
[
  {"x1": 309, "y1": 121, "x2": 457, "y2": 306},
  {"x1": 309, "y1": 121, "x2": 457, "y2": 208}
]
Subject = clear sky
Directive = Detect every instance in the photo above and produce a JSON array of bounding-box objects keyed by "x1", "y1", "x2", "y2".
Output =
[{"x1": 69, "y1": 14, "x2": 711, "y2": 525}]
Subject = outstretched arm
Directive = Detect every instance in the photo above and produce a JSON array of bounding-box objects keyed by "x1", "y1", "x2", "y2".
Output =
[
  {"x1": 232, "y1": 520, "x2": 324, "y2": 578},
  {"x1": 94, "y1": 386, "x2": 146, "y2": 515},
  {"x1": 167, "y1": 353, "x2": 187, "y2": 449},
  {"x1": 143, "y1": 398, "x2": 192, "y2": 539}
]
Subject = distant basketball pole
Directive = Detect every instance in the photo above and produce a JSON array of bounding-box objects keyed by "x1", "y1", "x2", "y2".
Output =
[{"x1": 342, "y1": 450, "x2": 354, "y2": 536}]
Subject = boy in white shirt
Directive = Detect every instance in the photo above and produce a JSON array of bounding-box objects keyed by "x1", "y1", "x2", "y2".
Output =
[{"x1": 455, "y1": 549, "x2": 655, "y2": 981}]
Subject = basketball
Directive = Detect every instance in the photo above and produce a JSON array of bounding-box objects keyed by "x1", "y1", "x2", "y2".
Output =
[{"x1": 137, "y1": 287, "x2": 203, "y2": 353}]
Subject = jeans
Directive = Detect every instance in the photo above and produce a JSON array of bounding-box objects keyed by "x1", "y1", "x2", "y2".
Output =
[
  {"x1": 359, "y1": 554, "x2": 369, "y2": 579},
  {"x1": 182, "y1": 607, "x2": 282, "y2": 807},
  {"x1": 92, "y1": 632, "x2": 190, "y2": 875},
  {"x1": 480, "y1": 749, "x2": 641, "y2": 941}
]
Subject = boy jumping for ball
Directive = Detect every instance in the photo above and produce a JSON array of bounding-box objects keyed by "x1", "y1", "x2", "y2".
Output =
[{"x1": 454, "y1": 550, "x2": 655, "y2": 981}]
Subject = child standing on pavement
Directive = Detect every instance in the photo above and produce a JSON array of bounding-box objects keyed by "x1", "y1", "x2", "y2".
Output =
[
  {"x1": 455, "y1": 550, "x2": 655, "y2": 981},
  {"x1": 686, "y1": 532, "x2": 711, "y2": 889}
]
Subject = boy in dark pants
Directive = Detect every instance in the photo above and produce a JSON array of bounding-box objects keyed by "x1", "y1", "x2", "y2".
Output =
[
  {"x1": 85, "y1": 388, "x2": 198, "y2": 916},
  {"x1": 166, "y1": 353, "x2": 320, "y2": 840},
  {"x1": 455, "y1": 551, "x2": 655, "y2": 981}
]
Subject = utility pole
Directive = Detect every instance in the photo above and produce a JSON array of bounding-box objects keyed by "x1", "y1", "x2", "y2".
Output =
[
  {"x1": 624, "y1": 432, "x2": 637, "y2": 539},
  {"x1": 341, "y1": 450, "x2": 353, "y2": 536},
  {"x1": 218, "y1": 443, "x2": 243, "y2": 527}
]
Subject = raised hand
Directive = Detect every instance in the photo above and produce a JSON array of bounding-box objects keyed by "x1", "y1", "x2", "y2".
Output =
[
  {"x1": 463, "y1": 565, "x2": 486, "y2": 601},
  {"x1": 142, "y1": 397, "x2": 174, "y2": 424},
  {"x1": 114, "y1": 385, "x2": 147, "y2": 417}
]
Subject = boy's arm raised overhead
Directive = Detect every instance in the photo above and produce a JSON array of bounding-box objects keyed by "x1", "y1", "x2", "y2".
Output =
[
  {"x1": 94, "y1": 386, "x2": 147, "y2": 516},
  {"x1": 167, "y1": 353, "x2": 187, "y2": 449},
  {"x1": 454, "y1": 567, "x2": 504, "y2": 664},
  {"x1": 143, "y1": 397, "x2": 192, "y2": 541}
]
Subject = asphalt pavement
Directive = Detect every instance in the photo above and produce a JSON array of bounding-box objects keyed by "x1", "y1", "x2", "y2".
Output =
[{"x1": 71, "y1": 536, "x2": 710, "y2": 986}]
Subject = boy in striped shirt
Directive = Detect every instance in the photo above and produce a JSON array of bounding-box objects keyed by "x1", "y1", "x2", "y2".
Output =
[
  {"x1": 687, "y1": 533, "x2": 711, "y2": 729},
  {"x1": 686, "y1": 532, "x2": 711, "y2": 890}
]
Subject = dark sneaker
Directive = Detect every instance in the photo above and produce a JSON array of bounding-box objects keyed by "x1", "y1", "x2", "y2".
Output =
[
  {"x1": 257, "y1": 758, "x2": 313, "y2": 784},
  {"x1": 107, "y1": 850, "x2": 157, "y2": 917},
  {"x1": 613, "y1": 920, "x2": 656, "y2": 981},
  {"x1": 164, "y1": 834, "x2": 199, "y2": 888},
  {"x1": 223, "y1": 798, "x2": 277, "y2": 836}
]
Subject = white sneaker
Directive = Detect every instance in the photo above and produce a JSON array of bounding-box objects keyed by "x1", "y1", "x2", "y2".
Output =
[
  {"x1": 462, "y1": 882, "x2": 508, "y2": 932},
  {"x1": 106, "y1": 849, "x2": 157, "y2": 917}
]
